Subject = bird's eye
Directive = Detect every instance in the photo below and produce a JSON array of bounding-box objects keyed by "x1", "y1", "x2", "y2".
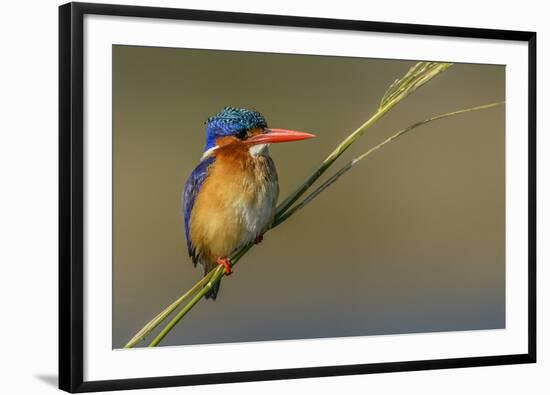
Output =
[{"x1": 236, "y1": 130, "x2": 248, "y2": 140}]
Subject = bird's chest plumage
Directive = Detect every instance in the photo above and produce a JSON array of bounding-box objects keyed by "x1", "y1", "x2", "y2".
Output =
[{"x1": 189, "y1": 147, "x2": 279, "y2": 262}]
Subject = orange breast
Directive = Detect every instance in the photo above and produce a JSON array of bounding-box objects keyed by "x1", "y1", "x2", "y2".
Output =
[{"x1": 189, "y1": 141, "x2": 279, "y2": 263}]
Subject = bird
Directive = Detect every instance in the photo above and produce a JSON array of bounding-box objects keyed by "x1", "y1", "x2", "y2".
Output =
[{"x1": 182, "y1": 107, "x2": 315, "y2": 300}]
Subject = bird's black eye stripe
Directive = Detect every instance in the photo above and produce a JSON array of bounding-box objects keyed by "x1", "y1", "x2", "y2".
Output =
[{"x1": 236, "y1": 130, "x2": 248, "y2": 140}]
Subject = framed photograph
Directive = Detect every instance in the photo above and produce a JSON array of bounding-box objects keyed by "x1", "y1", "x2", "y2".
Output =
[{"x1": 59, "y1": 2, "x2": 536, "y2": 392}]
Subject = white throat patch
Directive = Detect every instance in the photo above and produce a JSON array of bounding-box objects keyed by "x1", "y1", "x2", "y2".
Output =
[{"x1": 249, "y1": 143, "x2": 270, "y2": 157}]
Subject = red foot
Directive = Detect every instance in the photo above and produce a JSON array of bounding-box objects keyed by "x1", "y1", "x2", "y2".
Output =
[
  {"x1": 254, "y1": 234, "x2": 264, "y2": 244},
  {"x1": 216, "y1": 257, "x2": 232, "y2": 275}
]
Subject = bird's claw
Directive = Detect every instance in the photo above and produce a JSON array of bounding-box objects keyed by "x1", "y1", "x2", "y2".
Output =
[
  {"x1": 254, "y1": 234, "x2": 264, "y2": 244},
  {"x1": 216, "y1": 257, "x2": 232, "y2": 275}
]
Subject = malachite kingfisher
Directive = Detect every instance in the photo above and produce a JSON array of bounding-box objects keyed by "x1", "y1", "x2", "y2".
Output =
[{"x1": 183, "y1": 107, "x2": 315, "y2": 299}]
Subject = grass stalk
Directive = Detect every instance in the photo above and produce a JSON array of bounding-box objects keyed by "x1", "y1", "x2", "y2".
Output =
[
  {"x1": 123, "y1": 268, "x2": 217, "y2": 348},
  {"x1": 149, "y1": 266, "x2": 226, "y2": 347},
  {"x1": 147, "y1": 242, "x2": 258, "y2": 346},
  {"x1": 124, "y1": 61, "x2": 459, "y2": 347}
]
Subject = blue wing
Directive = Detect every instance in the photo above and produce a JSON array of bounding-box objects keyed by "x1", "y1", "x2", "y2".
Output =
[{"x1": 182, "y1": 156, "x2": 215, "y2": 264}]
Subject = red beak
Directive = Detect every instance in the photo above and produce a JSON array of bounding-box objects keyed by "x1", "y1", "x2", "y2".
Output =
[{"x1": 246, "y1": 128, "x2": 315, "y2": 145}]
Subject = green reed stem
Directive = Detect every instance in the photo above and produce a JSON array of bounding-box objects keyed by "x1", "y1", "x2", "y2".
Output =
[
  {"x1": 146, "y1": 243, "x2": 256, "y2": 347},
  {"x1": 124, "y1": 61, "x2": 455, "y2": 347},
  {"x1": 123, "y1": 268, "x2": 218, "y2": 348},
  {"x1": 149, "y1": 265, "x2": 226, "y2": 347}
]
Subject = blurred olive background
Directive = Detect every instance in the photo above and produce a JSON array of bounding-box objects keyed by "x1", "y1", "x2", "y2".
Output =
[{"x1": 113, "y1": 45, "x2": 505, "y2": 348}]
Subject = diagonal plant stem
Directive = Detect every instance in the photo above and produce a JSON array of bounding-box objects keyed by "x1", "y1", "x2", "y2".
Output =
[
  {"x1": 123, "y1": 240, "x2": 254, "y2": 348},
  {"x1": 273, "y1": 101, "x2": 505, "y2": 227},
  {"x1": 147, "y1": 245, "x2": 253, "y2": 346},
  {"x1": 124, "y1": 61, "x2": 455, "y2": 348},
  {"x1": 123, "y1": 268, "x2": 218, "y2": 348},
  {"x1": 149, "y1": 265, "x2": 226, "y2": 346}
]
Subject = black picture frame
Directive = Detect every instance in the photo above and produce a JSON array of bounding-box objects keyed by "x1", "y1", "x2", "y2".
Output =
[{"x1": 59, "y1": 2, "x2": 537, "y2": 392}]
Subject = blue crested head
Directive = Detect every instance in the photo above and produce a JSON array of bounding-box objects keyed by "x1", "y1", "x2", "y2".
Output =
[{"x1": 204, "y1": 107, "x2": 267, "y2": 152}]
